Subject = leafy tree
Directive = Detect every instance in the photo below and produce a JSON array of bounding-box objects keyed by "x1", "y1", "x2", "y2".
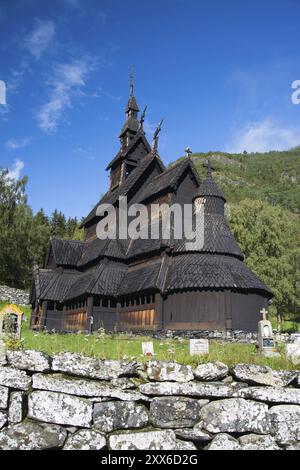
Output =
[
  {"x1": 229, "y1": 199, "x2": 300, "y2": 325},
  {"x1": 50, "y1": 210, "x2": 66, "y2": 238}
]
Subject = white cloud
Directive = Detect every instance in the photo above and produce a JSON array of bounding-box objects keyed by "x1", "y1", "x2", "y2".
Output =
[
  {"x1": 7, "y1": 160, "x2": 24, "y2": 180},
  {"x1": 25, "y1": 20, "x2": 56, "y2": 59},
  {"x1": 36, "y1": 59, "x2": 95, "y2": 134},
  {"x1": 227, "y1": 119, "x2": 300, "y2": 153},
  {"x1": 6, "y1": 137, "x2": 32, "y2": 150}
]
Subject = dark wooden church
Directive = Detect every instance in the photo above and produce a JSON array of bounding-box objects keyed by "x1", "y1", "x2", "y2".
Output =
[{"x1": 30, "y1": 77, "x2": 272, "y2": 333}]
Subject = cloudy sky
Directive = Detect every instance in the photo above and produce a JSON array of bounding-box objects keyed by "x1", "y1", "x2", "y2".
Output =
[{"x1": 0, "y1": 0, "x2": 300, "y2": 218}]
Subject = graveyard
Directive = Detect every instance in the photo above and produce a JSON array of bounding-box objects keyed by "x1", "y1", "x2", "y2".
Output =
[{"x1": 0, "y1": 301, "x2": 299, "y2": 370}]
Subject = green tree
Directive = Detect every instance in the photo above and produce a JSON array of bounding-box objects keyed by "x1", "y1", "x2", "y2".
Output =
[
  {"x1": 229, "y1": 199, "x2": 300, "y2": 326},
  {"x1": 50, "y1": 210, "x2": 66, "y2": 238}
]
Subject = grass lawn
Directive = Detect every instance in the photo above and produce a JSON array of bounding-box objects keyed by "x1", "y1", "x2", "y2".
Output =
[{"x1": 0, "y1": 301, "x2": 299, "y2": 370}]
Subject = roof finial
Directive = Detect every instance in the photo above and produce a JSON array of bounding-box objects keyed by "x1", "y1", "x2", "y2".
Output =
[
  {"x1": 152, "y1": 119, "x2": 164, "y2": 155},
  {"x1": 185, "y1": 146, "x2": 192, "y2": 158},
  {"x1": 139, "y1": 105, "x2": 147, "y2": 129},
  {"x1": 130, "y1": 65, "x2": 134, "y2": 97},
  {"x1": 203, "y1": 159, "x2": 215, "y2": 178}
]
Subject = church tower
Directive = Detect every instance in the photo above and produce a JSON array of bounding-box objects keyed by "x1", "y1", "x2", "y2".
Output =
[{"x1": 106, "y1": 70, "x2": 151, "y2": 191}]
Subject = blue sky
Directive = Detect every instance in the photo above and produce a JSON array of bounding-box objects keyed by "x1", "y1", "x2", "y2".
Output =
[{"x1": 0, "y1": 0, "x2": 300, "y2": 218}]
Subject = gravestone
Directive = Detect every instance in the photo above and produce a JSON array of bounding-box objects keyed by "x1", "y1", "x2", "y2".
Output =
[
  {"x1": 290, "y1": 333, "x2": 300, "y2": 345},
  {"x1": 189, "y1": 339, "x2": 209, "y2": 356},
  {"x1": 0, "y1": 304, "x2": 23, "y2": 340},
  {"x1": 286, "y1": 343, "x2": 300, "y2": 365},
  {"x1": 142, "y1": 342, "x2": 154, "y2": 357},
  {"x1": 258, "y1": 308, "x2": 275, "y2": 354}
]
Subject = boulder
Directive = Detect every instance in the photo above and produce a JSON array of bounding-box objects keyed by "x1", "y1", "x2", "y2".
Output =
[
  {"x1": 200, "y1": 398, "x2": 269, "y2": 434},
  {"x1": 147, "y1": 362, "x2": 194, "y2": 382},
  {"x1": 150, "y1": 397, "x2": 201, "y2": 428},
  {"x1": 0, "y1": 411, "x2": 7, "y2": 430},
  {"x1": 268, "y1": 405, "x2": 300, "y2": 445},
  {"x1": 285, "y1": 443, "x2": 300, "y2": 450},
  {"x1": 52, "y1": 353, "x2": 137, "y2": 380},
  {"x1": 0, "y1": 420, "x2": 67, "y2": 450},
  {"x1": 206, "y1": 433, "x2": 241, "y2": 450},
  {"x1": 175, "y1": 440, "x2": 197, "y2": 450},
  {"x1": 8, "y1": 391, "x2": 24, "y2": 424},
  {"x1": 63, "y1": 429, "x2": 106, "y2": 450},
  {"x1": 0, "y1": 385, "x2": 8, "y2": 409},
  {"x1": 140, "y1": 381, "x2": 238, "y2": 398},
  {"x1": 239, "y1": 434, "x2": 281, "y2": 450},
  {"x1": 32, "y1": 373, "x2": 147, "y2": 401},
  {"x1": 232, "y1": 363, "x2": 296, "y2": 387},
  {"x1": 0, "y1": 366, "x2": 31, "y2": 391},
  {"x1": 194, "y1": 362, "x2": 228, "y2": 381},
  {"x1": 175, "y1": 426, "x2": 212, "y2": 442},
  {"x1": 109, "y1": 429, "x2": 178, "y2": 450},
  {"x1": 238, "y1": 386, "x2": 300, "y2": 404},
  {"x1": 6, "y1": 350, "x2": 51, "y2": 372},
  {"x1": 93, "y1": 401, "x2": 148, "y2": 433},
  {"x1": 28, "y1": 391, "x2": 93, "y2": 427}
]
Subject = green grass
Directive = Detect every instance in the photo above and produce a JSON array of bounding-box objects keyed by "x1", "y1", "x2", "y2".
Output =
[{"x1": 1, "y1": 301, "x2": 298, "y2": 370}]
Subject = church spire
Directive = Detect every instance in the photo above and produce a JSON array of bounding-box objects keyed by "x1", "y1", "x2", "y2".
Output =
[{"x1": 119, "y1": 68, "x2": 140, "y2": 142}]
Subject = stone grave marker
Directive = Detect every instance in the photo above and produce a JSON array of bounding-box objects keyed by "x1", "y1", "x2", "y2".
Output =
[
  {"x1": 286, "y1": 343, "x2": 300, "y2": 365},
  {"x1": 290, "y1": 333, "x2": 300, "y2": 345},
  {"x1": 142, "y1": 342, "x2": 154, "y2": 357},
  {"x1": 189, "y1": 339, "x2": 209, "y2": 356},
  {"x1": 258, "y1": 308, "x2": 275, "y2": 354},
  {"x1": 0, "y1": 304, "x2": 23, "y2": 340}
]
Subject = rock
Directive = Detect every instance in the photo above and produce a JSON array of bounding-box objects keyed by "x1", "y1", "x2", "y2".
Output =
[
  {"x1": 0, "y1": 420, "x2": 67, "y2": 450},
  {"x1": 200, "y1": 398, "x2": 269, "y2": 434},
  {"x1": 147, "y1": 362, "x2": 194, "y2": 382},
  {"x1": 206, "y1": 433, "x2": 241, "y2": 450},
  {"x1": 109, "y1": 430, "x2": 178, "y2": 450},
  {"x1": 194, "y1": 362, "x2": 229, "y2": 381},
  {"x1": 0, "y1": 285, "x2": 29, "y2": 305},
  {"x1": 140, "y1": 381, "x2": 238, "y2": 398},
  {"x1": 175, "y1": 440, "x2": 197, "y2": 450},
  {"x1": 93, "y1": 401, "x2": 148, "y2": 433},
  {"x1": 272, "y1": 370, "x2": 298, "y2": 387},
  {"x1": 52, "y1": 353, "x2": 137, "y2": 380},
  {"x1": 6, "y1": 350, "x2": 50, "y2": 372},
  {"x1": 0, "y1": 411, "x2": 7, "y2": 430},
  {"x1": 285, "y1": 443, "x2": 300, "y2": 450},
  {"x1": 8, "y1": 391, "x2": 24, "y2": 424},
  {"x1": 268, "y1": 405, "x2": 300, "y2": 445},
  {"x1": 110, "y1": 377, "x2": 137, "y2": 389},
  {"x1": 239, "y1": 434, "x2": 281, "y2": 450},
  {"x1": 175, "y1": 426, "x2": 212, "y2": 442},
  {"x1": 0, "y1": 339, "x2": 6, "y2": 366},
  {"x1": 0, "y1": 366, "x2": 31, "y2": 391},
  {"x1": 295, "y1": 374, "x2": 300, "y2": 388},
  {"x1": 28, "y1": 391, "x2": 93, "y2": 427},
  {"x1": 63, "y1": 429, "x2": 106, "y2": 450},
  {"x1": 150, "y1": 397, "x2": 201, "y2": 428},
  {"x1": 0, "y1": 386, "x2": 8, "y2": 409},
  {"x1": 238, "y1": 386, "x2": 300, "y2": 404},
  {"x1": 32, "y1": 373, "x2": 147, "y2": 401},
  {"x1": 232, "y1": 363, "x2": 295, "y2": 387}
]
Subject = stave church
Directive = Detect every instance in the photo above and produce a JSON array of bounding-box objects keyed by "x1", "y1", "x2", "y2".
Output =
[{"x1": 30, "y1": 76, "x2": 272, "y2": 333}]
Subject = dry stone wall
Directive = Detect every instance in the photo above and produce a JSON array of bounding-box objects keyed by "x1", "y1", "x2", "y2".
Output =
[{"x1": 0, "y1": 351, "x2": 299, "y2": 450}]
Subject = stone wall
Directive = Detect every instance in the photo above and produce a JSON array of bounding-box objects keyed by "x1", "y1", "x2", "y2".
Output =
[
  {"x1": 0, "y1": 351, "x2": 299, "y2": 450},
  {"x1": 0, "y1": 286, "x2": 29, "y2": 306}
]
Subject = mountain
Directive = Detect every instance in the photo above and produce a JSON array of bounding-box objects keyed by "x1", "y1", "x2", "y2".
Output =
[{"x1": 174, "y1": 147, "x2": 300, "y2": 214}]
